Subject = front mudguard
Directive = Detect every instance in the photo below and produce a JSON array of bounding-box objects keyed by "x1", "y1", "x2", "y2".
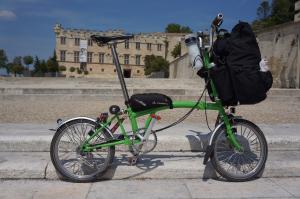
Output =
[
  {"x1": 203, "y1": 116, "x2": 242, "y2": 165},
  {"x1": 203, "y1": 122, "x2": 224, "y2": 165}
]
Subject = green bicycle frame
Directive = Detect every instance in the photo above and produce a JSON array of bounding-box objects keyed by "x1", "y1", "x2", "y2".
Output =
[{"x1": 81, "y1": 41, "x2": 242, "y2": 153}]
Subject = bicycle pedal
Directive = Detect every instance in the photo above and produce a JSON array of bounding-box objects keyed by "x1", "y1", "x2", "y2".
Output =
[
  {"x1": 128, "y1": 156, "x2": 139, "y2": 166},
  {"x1": 117, "y1": 134, "x2": 125, "y2": 140}
]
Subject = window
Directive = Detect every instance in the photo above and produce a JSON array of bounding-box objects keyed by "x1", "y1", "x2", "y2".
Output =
[
  {"x1": 147, "y1": 43, "x2": 151, "y2": 50},
  {"x1": 124, "y1": 54, "x2": 129, "y2": 65},
  {"x1": 101, "y1": 68, "x2": 104, "y2": 72},
  {"x1": 157, "y1": 44, "x2": 162, "y2": 51},
  {"x1": 60, "y1": 50, "x2": 66, "y2": 62},
  {"x1": 74, "y1": 51, "x2": 79, "y2": 63},
  {"x1": 60, "y1": 37, "x2": 66, "y2": 45},
  {"x1": 137, "y1": 70, "x2": 140, "y2": 74},
  {"x1": 99, "y1": 53, "x2": 105, "y2": 64},
  {"x1": 87, "y1": 52, "x2": 93, "y2": 63},
  {"x1": 135, "y1": 55, "x2": 141, "y2": 65},
  {"x1": 75, "y1": 38, "x2": 80, "y2": 46},
  {"x1": 136, "y1": 42, "x2": 140, "y2": 50},
  {"x1": 88, "y1": 39, "x2": 93, "y2": 46},
  {"x1": 125, "y1": 40, "x2": 129, "y2": 49},
  {"x1": 114, "y1": 69, "x2": 116, "y2": 73}
]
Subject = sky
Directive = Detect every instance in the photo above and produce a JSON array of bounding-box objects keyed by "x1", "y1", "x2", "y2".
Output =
[{"x1": 0, "y1": 0, "x2": 262, "y2": 61}]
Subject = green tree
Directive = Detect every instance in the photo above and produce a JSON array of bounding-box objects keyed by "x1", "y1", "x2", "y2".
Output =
[
  {"x1": 180, "y1": 26, "x2": 193, "y2": 33},
  {"x1": 40, "y1": 60, "x2": 48, "y2": 74},
  {"x1": 271, "y1": 0, "x2": 295, "y2": 24},
  {"x1": 23, "y1": 55, "x2": 33, "y2": 70},
  {"x1": 33, "y1": 56, "x2": 41, "y2": 75},
  {"x1": 47, "y1": 51, "x2": 59, "y2": 74},
  {"x1": 165, "y1": 23, "x2": 181, "y2": 33},
  {"x1": 165, "y1": 24, "x2": 192, "y2": 33},
  {"x1": 9, "y1": 56, "x2": 24, "y2": 77},
  {"x1": 0, "y1": 49, "x2": 9, "y2": 74},
  {"x1": 144, "y1": 55, "x2": 169, "y2": 77},
  {"x1": 252, "y1": 0, "x2": 295, "y2": 31},
  {"x1": 171, "y1": 43, "x2": 181, "y2": 58},
  {"x1": 257, "y1": 0, "x2": 271, "y2": 20}
]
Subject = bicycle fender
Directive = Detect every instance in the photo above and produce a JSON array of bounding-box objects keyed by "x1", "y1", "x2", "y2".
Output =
[
  {"x1": 55, "y1": 117, "x2": 114, "y2": 138},
  {"x1": 208, "y1": 122, "x2": 225, "y2": 146},
  {"x1": 203, "y1": 122, "x2": 225, "y2": 165}
]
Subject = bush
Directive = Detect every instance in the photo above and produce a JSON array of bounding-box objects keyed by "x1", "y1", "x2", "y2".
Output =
[
  {"x1": 77, "y1": 68, "x2": 82, "y2": 74},
  {"x1": 84, "y1": 71, "x2": 89, "y2": 75},
  {"x1": 69, "y1": 67, "x2": 75, "y2": 72},
  {"x1": 171, "y1": 43, "x2": 181, "y2": 58},
  {"x1": 144, "y1": 55, "x2": 169, "y2": 77},
  {"x1": 59, "y1": 66, "x2": 66, "y2": 71}
]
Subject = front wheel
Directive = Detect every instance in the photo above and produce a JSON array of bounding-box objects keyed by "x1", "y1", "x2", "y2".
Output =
[
  {"x1": 211, "y1": 119, "x2": 268, "y2": 181},
  {"x1": 50, "y1": 118, "x2": 115, "y2": 182}
]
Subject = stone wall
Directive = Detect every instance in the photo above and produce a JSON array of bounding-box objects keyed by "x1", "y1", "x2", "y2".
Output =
[
  {"x1": 257, "y1": 22, "x2": 300, "y2": 88},
  {"x1": 169, "y1": 53, "x2": 199, "y2": 79}
]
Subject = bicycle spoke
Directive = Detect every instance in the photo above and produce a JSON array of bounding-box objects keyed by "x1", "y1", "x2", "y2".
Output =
[{"x1": 214, "y1": 121, "x2": 267, "y2": 180}]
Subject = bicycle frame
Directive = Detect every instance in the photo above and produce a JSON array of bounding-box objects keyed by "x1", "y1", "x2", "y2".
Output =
[{"x1": 81, "y1": 28, "x2": 242, "y2": 153}]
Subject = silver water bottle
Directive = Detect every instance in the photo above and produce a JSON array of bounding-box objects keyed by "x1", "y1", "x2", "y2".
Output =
[{"x1": 185, "y1": 34, "x2": 203, "y2": 70}]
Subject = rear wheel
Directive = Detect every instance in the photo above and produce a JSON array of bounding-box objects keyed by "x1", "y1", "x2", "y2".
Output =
[
  {"x1": 50, "y1": 118, "x2": 115, "y2": 182},
  {"x1": 211, "y1": 119, "x2": 268, "y2": 181}
]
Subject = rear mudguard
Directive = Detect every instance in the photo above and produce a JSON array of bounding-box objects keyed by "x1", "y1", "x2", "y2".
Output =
[{"x1": 55, "y1": 117, "x2": 114, "y2": 138}]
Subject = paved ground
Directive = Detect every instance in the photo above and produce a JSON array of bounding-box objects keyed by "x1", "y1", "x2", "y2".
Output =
[
  {"x1": 1, "y1": 78, "x2": 300, "y2": 198},
  {"x1": 1, "y1": 77, "x2": 300, "y2": 124},
  {"x1": 0, "y1": 123, "x2": 299, "y2": 181},
  {"x1": 1, "y1": 96, "x2": 300, "y2": 124},
  {"x1": 0, "y1": 178, "x2": 300, "y2": 199},
  {"x1": 1, "y1": 123, "x2": 300, "y2": 152},
  {"x1": 1, "y1": 151, "x2": 300, "y2": 180}
]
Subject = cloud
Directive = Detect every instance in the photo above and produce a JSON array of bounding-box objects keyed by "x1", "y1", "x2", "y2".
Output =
[{"x1": 0, "y1": 10, "x2": 16, "y2": 20}]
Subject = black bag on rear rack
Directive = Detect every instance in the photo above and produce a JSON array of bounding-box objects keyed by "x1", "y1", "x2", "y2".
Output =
[{"x1": 201, "y1": 21, "x2": 273, "y2": 106}]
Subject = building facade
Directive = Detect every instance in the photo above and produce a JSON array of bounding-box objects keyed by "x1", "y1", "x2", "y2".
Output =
[{"x1": 54, "y1": 24, "x2": 185, "y2": 78}]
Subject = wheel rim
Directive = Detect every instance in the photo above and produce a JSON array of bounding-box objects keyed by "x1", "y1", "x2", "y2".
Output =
[
  {"x1": 54, "y1": 121, "x2": 110, "y2": 179},
  {"x1": 214, "y1": 122, "x2": 266, "y2": 179}
]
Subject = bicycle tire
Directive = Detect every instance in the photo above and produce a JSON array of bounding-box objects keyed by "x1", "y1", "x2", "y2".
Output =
[
  {"x1": 50, "y1": 118, "x2": 115, "y2": 182},
  {"x1": 211, "y1": 119, "x2": 268, "y2": 182}
]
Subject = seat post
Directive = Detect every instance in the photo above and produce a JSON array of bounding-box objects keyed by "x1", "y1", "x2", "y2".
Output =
[{"x1": 111, "y1": 43, "x2": 130, "y2": 105}]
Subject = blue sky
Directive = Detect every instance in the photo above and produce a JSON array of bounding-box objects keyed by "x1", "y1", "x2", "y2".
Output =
[{"x1": 0, "y1": 0, "x2": 261, "y2": 61}]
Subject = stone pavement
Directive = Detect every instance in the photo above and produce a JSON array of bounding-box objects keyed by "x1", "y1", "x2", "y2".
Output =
[
  {"x1": 0, "y1": 151, "x2": 300, "y2": 180},
  {"x1": 1, "y1": 178, "x2": 300, "y2": 199},
  {"x1": 0, "y1": 123, "x2": 299, "y2": 152},
  {"x1": 0, "y1": 123, "x2": 299, "y2": 180}
]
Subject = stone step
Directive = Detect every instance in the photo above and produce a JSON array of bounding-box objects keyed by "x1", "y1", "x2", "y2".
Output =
[
  {"x1": 1, "y1": 123, "x2": 299, "y2": 152},
  {"x1": 0, "y1": 151, "x2": 299, "y2": 180},
  {"x1": 0, "y1": 77, "x2": 203, "y2": 89}
]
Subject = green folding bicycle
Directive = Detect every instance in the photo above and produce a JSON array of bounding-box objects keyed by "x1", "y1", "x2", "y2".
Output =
[{"x1": 50, "y1": 14, "x2": 268, "y2": 182}]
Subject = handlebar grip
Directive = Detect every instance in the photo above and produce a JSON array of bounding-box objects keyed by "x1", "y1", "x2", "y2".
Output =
[{"x1": 212, "y1": 13, "x2": 223, "y2": 27}]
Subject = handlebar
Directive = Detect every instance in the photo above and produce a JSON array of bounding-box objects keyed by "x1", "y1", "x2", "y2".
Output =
[{"x1": 212, "y1": 13, "x2": 223, "y2": 28}]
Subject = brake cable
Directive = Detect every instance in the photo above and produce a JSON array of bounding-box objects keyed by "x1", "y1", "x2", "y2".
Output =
[{"x1": 154, "y1": 83, "x2": 208, "y2": 133}]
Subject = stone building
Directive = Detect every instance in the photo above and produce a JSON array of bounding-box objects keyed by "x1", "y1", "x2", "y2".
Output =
[{"x1": 54, "y1": 24, "x2": 185, "y2": 78}]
